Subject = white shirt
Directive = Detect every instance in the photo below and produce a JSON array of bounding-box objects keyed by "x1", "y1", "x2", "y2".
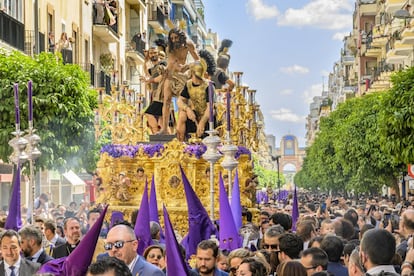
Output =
[
  {"x1": 127, "y1": 255, "x2": 139, "y2": 272},
  {"x1": 49, "y1": 233, "x2": 60, "y2": 246},
  {"x1": 30, "y1": 248, "x2": 44, "y2": 263},
  {"x1": 4, "y1": 257, "x2": 21, "y2": 276},
  {"x1": 366, "y1": 265, "x2": 397, "y2": 275}
]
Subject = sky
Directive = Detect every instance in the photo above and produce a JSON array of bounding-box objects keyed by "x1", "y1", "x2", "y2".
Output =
[{"x1": 203, "y1": 0, "x2": 354, "y2": 147}]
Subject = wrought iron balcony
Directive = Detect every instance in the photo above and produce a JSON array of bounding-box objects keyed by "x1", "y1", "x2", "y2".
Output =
[
  {"x1": 0, "y1": 10, "x2": 24, "y2": 51},
  {"x1": 80, "y1": 63, "x2": 95, "y2": 86},
  {"x1": 148, "y1": 6, "x2": 165, "y2": 30},
  {"x1": 92, "y1": 3, "x2": 119, "y2": 43}
]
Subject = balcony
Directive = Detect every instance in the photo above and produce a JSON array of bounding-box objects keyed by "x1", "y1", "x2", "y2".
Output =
[
  {"x1": 61, "y1": 48, "x2": 73, "y2": 64},
  {"x1": 342, "y1": 55, "x2": 355, "y2": 65},
  {"x1": 366, "y1": 35, "x2": 382, "y2": 57},
  {"x1": 393, "y1": 40, "x2": 413, "y2": 55},
  {"x1": 371, "y1": 25, "x2": 390, "y2": 47},
  {"x1": 96, "y1": 71, "x2": 112, "y2": 94},
  {"x1": 386, "y1": 52, "x2": 406, "y2": 64},
  {"x1": 359, "y1": 0, "x2": 377, "y2": 16},
  {"x1": 92, "y1": 3, "x2": 119, "y2": 43},
  {"x1": 0, "y1": 10, "x2": 24, "y2": 51},
  {"x1": 125, "y1": 0, "x2": 146, "y2": 7},
  {"x1": 93, "y1": 25, "x2": 119, "y2": 44},
  {"x1": 148, "y1": 6, "x2": 165, "y2": 30},
  {"x1": 24, "y1": 30, "x2": 46, "y2": 56},
  {"x1": 343, "y1": 86, "x2": 357, "y2": 94},
  {"x1": 385, "y1": 0, "x2": 407, "y2": 14},
  {"x1": 80, "y1": 63, "x2": 96, "y2": 86},
  {"x1": 401, "y1": 27, "x2": 414, "y2": 44},
  {"x1": 125, "y1": 41, "x2": 145, "y2": 64},
  {"x1": 366, "y1": 46, "x2": 382, "y2": 57}
]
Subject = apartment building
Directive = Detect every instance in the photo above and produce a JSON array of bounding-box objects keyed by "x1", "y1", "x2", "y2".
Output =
[
  {"x1": 0, "y1": 0, "x2": 213, "y2": 206},
  {"x1": 306, "y1": 0, "x2": 414, "y2": 146}
]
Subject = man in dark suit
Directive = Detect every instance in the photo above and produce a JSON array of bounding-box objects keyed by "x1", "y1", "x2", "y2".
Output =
[
  {"x1": 105, "y1": 223, "x2": 164, "y2": 275},
  {"x1": 52, "y1": 217, "x2": 82, "y2": 258},
  {"x1": 320, "y1": 235, "x2": 348, "y2": 276},
  {"x1": 19, "y1": 225, "x2": 54, "y2": 265},
  {"x1": 0, "y1": 229, "x2": 40, "y2": 275}
]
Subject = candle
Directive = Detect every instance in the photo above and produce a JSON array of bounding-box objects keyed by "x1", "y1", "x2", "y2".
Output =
[
  {"x1": 14, "y1": 83, "x2": 20, "y2": 124},
  {"x1": 127, "y1": 91, "x2": 131, "y2": 103},
  {"x1": 114, "y1": 111, "x2": 118, "y2": 124},
  {"x1": 226, "y1": 90, "x2": 231, "y2": 132},
  {"x1": 98, "y1": 90, "x2": 103, "y2": 104},
  {"x1": 28, "y1": 80, "x2": 33, "y2": 121},
  {"x1": 94, "y1": 111, "x2": 100, "y2": 125},
  {"x1": 208, "y1": 81, "x2": 214, "y2": 123}
]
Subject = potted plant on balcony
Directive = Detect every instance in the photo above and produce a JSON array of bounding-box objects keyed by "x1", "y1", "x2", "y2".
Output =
[{"x1": 100, "y1": 53, "x2": 113, "y2": 74}]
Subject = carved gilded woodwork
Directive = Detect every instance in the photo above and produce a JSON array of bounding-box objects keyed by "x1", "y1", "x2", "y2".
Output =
[{"x1": 96, "y1": 139, "x2": 255, "y2": 233}]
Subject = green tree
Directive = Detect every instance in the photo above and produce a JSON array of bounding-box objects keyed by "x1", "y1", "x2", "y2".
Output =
[
  {"x1": 295, "y1": 93, "x2": 402, "y2": 196},
  {"x1": 0, "y1": 51, "x2": 98, "y2": 172},
  {"x1": 253, "y1": 157, "x2": 284, "y2": 188},
  {"x1": 380, "y1": 67, "x2": 414, "y2": 164},
  {"x1": 333, "y1": 93, "x2": 402, "y2": 195}
]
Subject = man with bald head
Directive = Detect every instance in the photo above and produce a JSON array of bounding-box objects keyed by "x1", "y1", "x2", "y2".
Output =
[
  {"x1": 397, "y1": 209, "x2": 414, "y2": 260},
  {"x1": 105, "y1": 223, "x2": 164, "y2": 275}
]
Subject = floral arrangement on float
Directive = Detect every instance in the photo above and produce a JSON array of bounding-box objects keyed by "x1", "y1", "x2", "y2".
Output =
[{"x1": 100, "y1": 143, "x2": 251, "y2": 160}]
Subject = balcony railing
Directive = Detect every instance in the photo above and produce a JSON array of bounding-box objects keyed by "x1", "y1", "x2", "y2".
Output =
[
  {"x1": 61, "y1": 48, "x2": 73, "y2": 64},
  {"x1": 148, "y1": 6, "x2": 165, "y2": 28},
  {"x1": 0, "y1": 10, "x2": 24, "y2": 51},
  {"x1": 97, "y1": 71, "x2": 112, "y2": 94},
  {"x1": 25, "y1": 30, "x2": 46, "y2": 56},
  {"x1": 80, "y1": 63, "x2": 95, "y2": 86},
  {"x1": 130, "y1": 35, "x2": 146, "y2": 56},
  {"x1": 92, "y1": 3, "x2": 118, "y2": 34}
]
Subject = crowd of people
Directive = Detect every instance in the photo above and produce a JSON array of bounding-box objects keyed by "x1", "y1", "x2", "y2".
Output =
[{"x1": 2, "y1": 190, "x2": 414, "y2": 275}]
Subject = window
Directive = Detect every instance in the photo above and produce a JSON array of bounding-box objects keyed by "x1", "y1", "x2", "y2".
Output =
[{"x1": 2, "y1": 0, "x2": 23, "y2": 22}]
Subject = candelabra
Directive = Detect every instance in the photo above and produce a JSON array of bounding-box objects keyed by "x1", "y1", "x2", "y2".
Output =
[
  {"x1": 24, "y1": 122, "x2": 42, "y2": 224},
  {"x1": 95, "y1": 85, "x2": 147, "y2": 144},
  {"x1": 220, "y1": 136, "x2": 238, "y2": 201},
  {"x1": 9, "y1": 81, "x2": 41, "y2": 224},
  {"x1": 202, "y1": 122, "x2": 222, "y2": 221}
]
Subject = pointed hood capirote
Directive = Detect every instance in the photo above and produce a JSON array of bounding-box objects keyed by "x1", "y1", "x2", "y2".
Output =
[
  {"x1": 219, "y1": 172, "x2": 242, "y2": 251},
  {"x1": 134, "y1": 178, "x2": 152, "y2": 255},
  {"x1": 292, "y1": 186, "x2": 299, "y2": 232},
  {"x1": 180, "y1": 166, "x2": 218, "y2": 260},
  {"x1": 230, "y1": 169, "x2": 242, "y2": 231},
  {"x1": 5, "y1": 163, "x2": 22, "y2": 231},
  {"x1": 38, "y1": 205, "x2": 109, "y2": 275},
  {"x1": 163, "y1": 205, "x2": 189, "y2": 276}
]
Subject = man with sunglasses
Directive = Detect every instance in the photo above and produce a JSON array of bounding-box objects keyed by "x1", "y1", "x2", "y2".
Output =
[
  {"x1": 262, "y1": 225, "x2": 284, "y2": 253},
  {"x1": 105, "y1": 223, "x2": 164, "y2": 275}
]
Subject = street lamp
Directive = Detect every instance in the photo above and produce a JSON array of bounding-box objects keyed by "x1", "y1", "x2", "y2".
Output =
[
  {"x1": 272, "y1": 155, "x2": 281, "y2": 198},
  {"x1": 394, "y1": 9, "x2": 413, "y2": 20}
]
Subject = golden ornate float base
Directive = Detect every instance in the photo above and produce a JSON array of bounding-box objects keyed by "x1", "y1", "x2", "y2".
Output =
[{"x1": 96, "y1": 139, "x2": 255, "y2": 234}]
